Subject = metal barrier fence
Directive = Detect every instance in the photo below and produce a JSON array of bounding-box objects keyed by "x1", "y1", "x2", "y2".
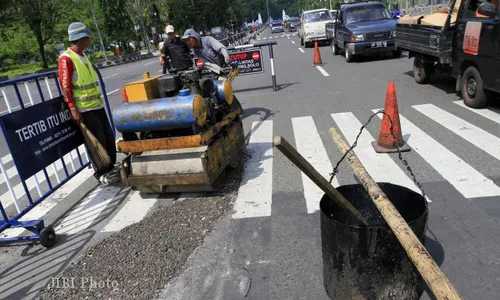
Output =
[{"x1": 0, "y1": 65, "x2": 113, "y2": 247}]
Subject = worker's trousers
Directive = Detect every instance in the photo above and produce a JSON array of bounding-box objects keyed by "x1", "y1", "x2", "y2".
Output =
[{"x1": 81, "y1": 108, "x2": 117, "y2": 179}]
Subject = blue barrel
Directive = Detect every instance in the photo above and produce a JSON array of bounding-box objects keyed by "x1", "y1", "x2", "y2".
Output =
[{"x1": 113, "y1": 90, "x2": 208, "y2": 132}]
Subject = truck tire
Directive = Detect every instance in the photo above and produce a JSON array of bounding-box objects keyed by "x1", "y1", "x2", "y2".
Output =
[
  {"x1": 301, "y1": 38, "x2": 304, "y2": 46},
  {"x1": 345, "y1": 48, "x2": 354, "y2": 63},
  {"x1": 461, "y1": 66, "x2": 488, "y2": 109},
  {"x1": 332, "y1": 42, "x2": 340, "y2": 56},
  {"x1": 392, "y1": 49, "x2": 402, "y2": 58},
  {"x1": 413, "y1": 57, "x2": 432, "y2": 84}
]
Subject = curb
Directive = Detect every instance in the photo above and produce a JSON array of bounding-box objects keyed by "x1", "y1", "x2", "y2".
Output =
[{"x1": 96, "y1": 52, "x2": 156, "y2": 69}]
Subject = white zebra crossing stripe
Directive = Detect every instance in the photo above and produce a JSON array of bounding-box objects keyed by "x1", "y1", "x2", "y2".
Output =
[
  {"x1": 232, "y1": 120, "x2": 273, "y2": 219},
  {"x1": 454, "y1": 101, "x2": 500, "y2": 125},
  {"x1": 374, "y1": 110, "x2": 500, "y2": 199},
  {"x1": 55, "y1": 186, "x2": 122, "y2": 235},
  {"x1": 292, "y1": 116, "x2": 338, "y2": 214},
  {"x1": 101, "y1": 191, "x2": 158, "y2": 232},
  {"x1": 413, "y1": 104, "x2": 500, "y2": 161},
  {"x1": 331, "y1": 112, "x2": 431, "y2": 202}
]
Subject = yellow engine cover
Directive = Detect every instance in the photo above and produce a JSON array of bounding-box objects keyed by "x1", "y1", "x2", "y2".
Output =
[{"x1": 124, "y1": 75, "x2": 160, "y2": 102}]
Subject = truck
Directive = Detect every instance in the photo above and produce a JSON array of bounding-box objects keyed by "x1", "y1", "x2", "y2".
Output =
[
  {"x1": 326, "y1": 1, "x2": 400, "y2": 62},
  {"x1": 299, "y1": 8, "x2": 333, "y2": 47},
  {"x1": 396, "y1": 0, "x2": 499, "y2": 108}
]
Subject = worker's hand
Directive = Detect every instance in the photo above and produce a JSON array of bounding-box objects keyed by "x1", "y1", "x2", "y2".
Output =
[
  {"x1": 70, "y1": 106, "x2": 82, "y2": 124},
  {"x1": 159, "y1": 57, "x2": 164, "y2": 65}
]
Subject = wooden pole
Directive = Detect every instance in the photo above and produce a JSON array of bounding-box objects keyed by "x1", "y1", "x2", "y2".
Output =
[
  {"x1": 273, "y1": 136, "x2": 368, "y2": 226},
  {"x1": 329, "y1": 127, "x2": 463, "y2": 300}
]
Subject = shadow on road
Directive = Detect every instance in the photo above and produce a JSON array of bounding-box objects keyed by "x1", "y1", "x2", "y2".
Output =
[
  {"x1": 0, "y1": 185, "x2": 131, "y2": 300},
  {"x1": 422, "y1": 228, "x2": 446, "y2": 300},
  {"x1": 403, "y1": 70, "x2": 457, "y2": 95},
  {"x1": 233, "y1": 82, "x2": 299, "y2": 93}
]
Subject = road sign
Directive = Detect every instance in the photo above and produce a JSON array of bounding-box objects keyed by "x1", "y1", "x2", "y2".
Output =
[{"x1": 228, "y1": 48, "x2": 264, "y2": 75}]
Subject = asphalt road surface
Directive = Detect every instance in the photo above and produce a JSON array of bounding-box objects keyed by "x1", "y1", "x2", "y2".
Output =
[{"x1": 1, "y1": 28, "x2": 500, "y2": 300}]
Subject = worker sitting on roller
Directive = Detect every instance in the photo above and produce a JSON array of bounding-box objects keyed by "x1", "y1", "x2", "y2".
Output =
[
  {"x1": 181, "y1": 29, "x2": 233, "y2": 68},
  {"x1": 160, "y1": 25, "x2": 193, "y2": 74}
]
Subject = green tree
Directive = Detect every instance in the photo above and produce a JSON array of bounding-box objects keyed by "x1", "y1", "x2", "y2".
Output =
[
  {"x1": 98, "y1": 0, "x2": 136, "y2": 53},
  {"x1": 8, "y1": 0, "x2": 63, "y2": 69}
]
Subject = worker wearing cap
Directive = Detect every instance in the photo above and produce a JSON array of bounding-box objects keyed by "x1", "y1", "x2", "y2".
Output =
[
  {"x1": 160, "y1": 25, "x2": 193, "y2": 74},
  {"x1": 58, "y1": 22, "x2": 119, "y2": 184},
  {"x1": 181, "y1": 29, "x2": 232, "y2": 68}
]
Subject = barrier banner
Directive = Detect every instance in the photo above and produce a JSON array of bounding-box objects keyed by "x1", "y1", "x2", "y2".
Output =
[
  {"x1": 0, "y1": 96, "x2": 84, "y2": 181},
  {"x1": 228, "y1": 48, "x2": 264, "y2": 75}
]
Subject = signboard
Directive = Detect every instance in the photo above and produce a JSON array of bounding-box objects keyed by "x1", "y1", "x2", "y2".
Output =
[
  {"x1": 228, "y1": 48, "x2": 264, "y2": 75},
  {"x1": 0, "y1": 96, "x2": 85, "y2": 181},
  {"x1": 463, "y1": 21, "x2": 482, "y2": 56}
]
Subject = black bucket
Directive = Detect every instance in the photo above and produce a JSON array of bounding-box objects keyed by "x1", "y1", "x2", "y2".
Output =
[{"x1": 320, "y1": 182, "x2": 428, "y2": 300}]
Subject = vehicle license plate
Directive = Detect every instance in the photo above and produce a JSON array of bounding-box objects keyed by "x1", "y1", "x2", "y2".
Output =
[{"x1": 371, "y1": 41, "x2": 387, "y2": 48}]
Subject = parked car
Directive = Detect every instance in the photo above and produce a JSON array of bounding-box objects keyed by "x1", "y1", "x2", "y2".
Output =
[
  {"x1": 210, "y1": 27, "x2": 229, "y2": 40},
  {"x1": 271, "y1": 20, "x2": 284, "y2": 33},
  {"x1": 288, "y1": 17, "x2": 301, "y2": 32},
  {"x1": 328, "y1": 1, "x2": 399, "y2": 62},
  {"x1": 298, "y1": 8, "x2": 333, "y2": 47}
]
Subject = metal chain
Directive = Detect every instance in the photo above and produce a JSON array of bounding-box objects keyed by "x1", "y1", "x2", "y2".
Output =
[{"x1": 328, "y1": 109, "x2": 427, "y2": 200}]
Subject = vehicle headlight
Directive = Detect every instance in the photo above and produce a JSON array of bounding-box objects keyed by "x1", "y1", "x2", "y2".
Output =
[
  {"x1": 391, "y1": 30, "x2": 396, "y2": 37},
  {"x1": 349, "y1": 34, "x2": 364, "y2": 42}
]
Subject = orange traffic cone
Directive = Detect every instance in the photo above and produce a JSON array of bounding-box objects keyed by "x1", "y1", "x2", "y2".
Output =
[
  {"x1": 313, "y1": 41, "x2": 323, "y2": 66},
  {"x1": 371, "y1": 81, "x2": 411, "y2": 153}
]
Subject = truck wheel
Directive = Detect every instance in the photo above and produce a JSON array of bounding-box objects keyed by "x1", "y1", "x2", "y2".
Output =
[
  {"x1": 332, "y1": 42, "x2": 339, "y2": 56},
  {"x1": 301, "y1": 38, "x2": 304, "y2": 46},
  {"x1": 345, "y1": 48, "x2": 354, "y2": 63},
  {"x1": 413, "y1": 57, "x2": 432, "y2": 84},
  {"x1": 393, "y1": 49, "x2": 402, "y2": 58},
  {"x1": 462, "y1": 66, "x2": 488, "y2": 109}
]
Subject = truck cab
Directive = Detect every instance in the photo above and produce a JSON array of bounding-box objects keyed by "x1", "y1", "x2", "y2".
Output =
[
  {"x1": 330, "y1": 1, "x2": 400, "y2": 62},
  {"x1": 396, "y1": 0, "x2": 499, "y2": 108},
  {"x1": 453, "y1": 0, "x2": 500, "y2": 107}
]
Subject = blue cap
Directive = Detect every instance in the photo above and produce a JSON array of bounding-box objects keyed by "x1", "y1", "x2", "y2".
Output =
[
  {"x1": 181, "y1": 29, "x2": 197, "y2": 40},
  {"x1": 68, "y1": 22, "x2": 91, "y2": 42}
]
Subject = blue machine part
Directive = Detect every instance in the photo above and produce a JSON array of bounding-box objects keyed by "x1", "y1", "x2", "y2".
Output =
[
  {"x1": 113, "y1": 92, "x2": 208, "y2": 132},
  {"x1": 214, "y1": 79, "x2": 234, "y2": 106}
]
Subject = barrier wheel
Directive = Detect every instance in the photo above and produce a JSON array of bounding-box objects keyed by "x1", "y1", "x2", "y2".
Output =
[{"x1": 39, "y1": 226, "x2": 56, "y2": 248}]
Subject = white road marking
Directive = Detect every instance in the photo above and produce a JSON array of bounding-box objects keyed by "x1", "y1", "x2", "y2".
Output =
[
  {"x1": 291, "y1": 40, "x2": 296, "y2": 44},
  {"x1": 103, "y1": 73, "x2": 118, "y2": 80},
  {"x1": 332, "y1": 112, "x2": 431, "y2": 202},
  {"x1": 55, "y1": 186, "x2": 122, "y2": 235},
  {"x1": 158, "y1": 69, "x2": 163, "y2": 73},
  {"x1": 263, "y1": 37, "x2": 267, "y2": 40},
  {"x1": 292, "y1": 116, "x2": 338, "y2": 214},
  {"x1": 0, "y1": 168, "x2": 95, "y2": 238},
  {"x1": 144, "y1": 61, "x2": 157, "y2": 66},
  {"x1": 454, "y1": 101, "x2": 500, "y2": 125},
  {"x1": 374, "y1": 109, "x2": 500, "y2": 199},
  {"x1": 0, "y1": 147, "x2": 89, "y2": 210},
  {"x1": 275, "y1": 36, "x2": 279, "y2": 38},
  {"x1": 413, "y1": 104, "x2": 500, "y2": 161},
  {"x1": 298, "y1": 48, "x2": 304, "y2": 53},
  {"x1": 316, "y1": 66, "x2": 329, "y2": 77},
  {"x1": 101, "y1": 191, "x2": 158, "y2": 232},
  {"x1": 287, "y1": 36, "x2": 290, "y2": 39},
  {"x1": 106, "y1": 88, "x2": 119, "y2": 96},
  {"x1": 232, "y1": 120, "x2": 273, "y2": 219}
]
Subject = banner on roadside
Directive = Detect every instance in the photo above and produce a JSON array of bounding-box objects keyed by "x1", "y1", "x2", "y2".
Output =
[{"x1": 0, "y1": 96, "x2": 84, "y2": 181}]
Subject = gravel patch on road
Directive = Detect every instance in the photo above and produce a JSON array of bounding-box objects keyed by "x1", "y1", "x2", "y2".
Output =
[{"x1": 36, "y1": 170, "x2": 242, "y2": 300}]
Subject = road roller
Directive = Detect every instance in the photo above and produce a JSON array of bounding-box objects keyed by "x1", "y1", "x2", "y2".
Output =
[{"x1": 113, "y1": 66, "x2": 245, "y2": 193}]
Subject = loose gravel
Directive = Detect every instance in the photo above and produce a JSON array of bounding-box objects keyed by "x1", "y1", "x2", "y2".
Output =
[{"x1": 36, "y1": 171, "x2": 242, "y2": 300}]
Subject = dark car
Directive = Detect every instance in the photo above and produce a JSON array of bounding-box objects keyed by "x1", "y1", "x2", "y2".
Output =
[
  {"x1": 288, "y1": 17, "x2": 300, "y2": 32},
  {"x1": 329, "y1": 1, "x2": 400, "y2": 62}
]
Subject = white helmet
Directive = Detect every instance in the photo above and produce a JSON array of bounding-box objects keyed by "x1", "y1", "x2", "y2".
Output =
[{"x1": 165, "y1": 25, "x2": 175, "y2": 34}]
